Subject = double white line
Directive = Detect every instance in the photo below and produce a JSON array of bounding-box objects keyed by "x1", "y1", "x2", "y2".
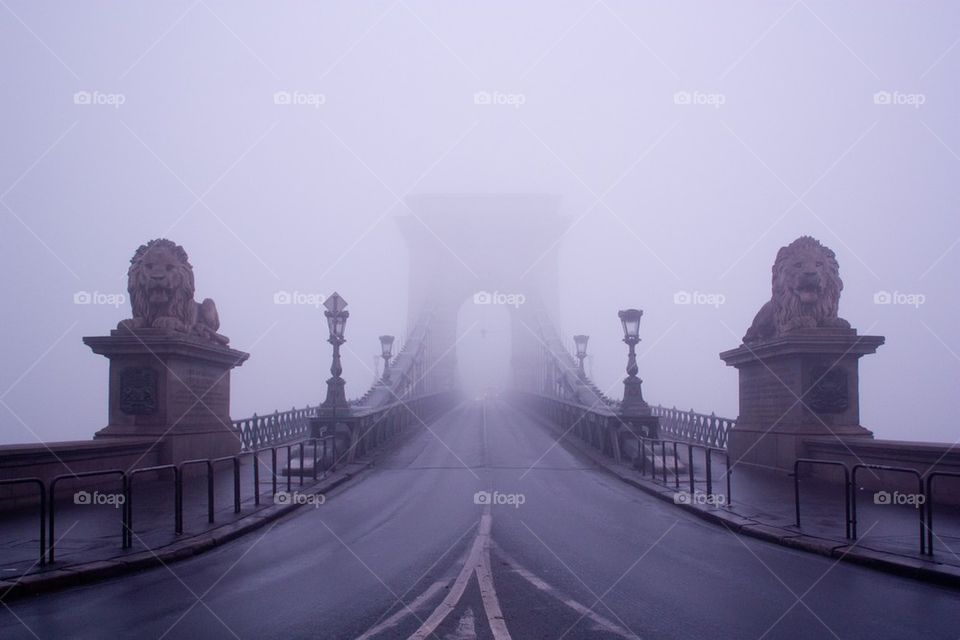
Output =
[{"x1": 407, "y1": 503, "x2": 510, "y2": 640}]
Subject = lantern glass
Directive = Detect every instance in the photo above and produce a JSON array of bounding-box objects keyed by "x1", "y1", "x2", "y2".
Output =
[
  {"x1": 326, "y1": 311, "x2": 348, "y2": 341},
  {"x1": 618, "y1": 309, "x2": 643, "y2": 341},
  {"x1": 379, "y1": 335, "x2": 395, "y2": 359},
  {"x1": 325, "y1": 314, "x2": 337, "y2": 340},
  {"x1": 573, "y1": 334, "x2": 589, "y2": 359}
]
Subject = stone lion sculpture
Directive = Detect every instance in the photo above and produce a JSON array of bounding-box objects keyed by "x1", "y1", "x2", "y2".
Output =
[
  {"x1": 117, "y1": 238, "x2": 228, "y2": 344},
  {"x1": 742, "y1": 236, "x2": 850, "y2": 344}
]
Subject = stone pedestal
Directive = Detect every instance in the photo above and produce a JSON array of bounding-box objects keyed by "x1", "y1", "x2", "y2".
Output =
[
  {"x1": 719, "y1": 329, "x2": 883, "y2": 472},
  {"x1": 84, "y1": 329, "x2": 249, "y2": 464}
]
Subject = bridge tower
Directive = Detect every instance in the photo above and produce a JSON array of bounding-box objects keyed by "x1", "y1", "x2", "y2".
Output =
[{"x1": 397, "y1": 194, "x2": 567, "y2": 394}]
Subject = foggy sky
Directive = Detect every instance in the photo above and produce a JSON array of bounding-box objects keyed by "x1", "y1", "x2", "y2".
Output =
[{"x1": 1, "y1": 1, "x2": 958, "y2": 445}]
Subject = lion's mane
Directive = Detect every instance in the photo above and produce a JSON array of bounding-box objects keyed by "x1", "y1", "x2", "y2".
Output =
[{"x1": 743, "y1": 236, "x2": 849, "y2": 344}]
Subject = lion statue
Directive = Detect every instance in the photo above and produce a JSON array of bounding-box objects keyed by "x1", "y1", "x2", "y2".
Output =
[
  {"x1": 742, "y1": 236, "x2": 850, "y2": 344},
  {"x1": 117, "y1": 238, "x2": 228, "y2": 344}
]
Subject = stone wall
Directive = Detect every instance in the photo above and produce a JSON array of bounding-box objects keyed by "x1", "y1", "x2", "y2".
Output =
[
  {"x1": 804, "y1": 437, "x2": 960, "y2": 504},
  {"x1": 0, "y1": 439, "x2": 159, "y2": 508}
]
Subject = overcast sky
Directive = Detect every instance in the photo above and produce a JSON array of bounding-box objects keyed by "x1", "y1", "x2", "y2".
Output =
[{"x1": 1, "y1": 1, "x2": 958, "y2": 445}]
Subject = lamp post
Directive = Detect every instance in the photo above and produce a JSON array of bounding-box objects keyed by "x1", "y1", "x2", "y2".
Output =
[
  {"x1": 618, "y1": 309, "x2": 649, "y2": 415},
  {"x1": 321, "y1": 292, "x2": 349, "y2": 409},
  {"x1": 379, "y1": 335, "x2": 395, "y2": 383},
  {"x1": 573, "y1": 334, "x2": 589, "y2": 380}
]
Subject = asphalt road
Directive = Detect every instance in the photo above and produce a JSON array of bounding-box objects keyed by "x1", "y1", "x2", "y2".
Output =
[{"x1": 3, "y1": 397, "x2": 960, "y2": 639}]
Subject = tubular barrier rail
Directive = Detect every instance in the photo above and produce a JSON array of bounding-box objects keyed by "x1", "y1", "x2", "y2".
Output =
[
  {"x1": 178, "y1": 459, "x2": 215, "y2": 528},
  {"x1": 794, "y1": 459, "x2": 851, "y2": 539},
  {"x1": 128, "y1": 465, "x2": 179, "y2": 544},
  {"x1": 0, "y1": 478, "x2": 46, "y2": 566},
  {"x1": 49, "y1": 469, "x2": 128, "y2": 563},
  {"x1": 10, "y1": 423, "x2": 378, "y2": 566},
  {"x1": 211, "y1": 456, "x2": 241, "y2": 515},
  {"x1": 924, "y1": 471, "x2": 960, "y2": 556},
  {"x1": 851, "y1": 463, "x2": 926, "y2": 555},
  {"x1": 635, "y1": 438, "x2": 732, "y2": 506}
]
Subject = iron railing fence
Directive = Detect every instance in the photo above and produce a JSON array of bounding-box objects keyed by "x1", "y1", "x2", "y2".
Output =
[{"x1": 651, "y1": 405, "x2": 736, "y2": 450}]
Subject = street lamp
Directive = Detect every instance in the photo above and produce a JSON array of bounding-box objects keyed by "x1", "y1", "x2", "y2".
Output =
[
  {"x1": 573, "y1": 334, "x2": 589, "y2": 380},
  {"x1": 321, "y1": 292, "x2": 349, "y2": 409},
  {"x1": 379, "y1": 335, "x2": 395, "y2": 383},
  {"x1": 618, "y1": 309, "x2": 649, "y2": 414}
]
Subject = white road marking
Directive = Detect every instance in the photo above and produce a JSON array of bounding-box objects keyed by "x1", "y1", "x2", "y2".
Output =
[
  {"x1": 405, "y1": 499, "x2": 512, "y2": 640},
  {"x1": 476, "y1": 521, "x2": 510, "y2": 639},
  {"x1": 445, "y1": 608, "x2": 478, "y2": 640},
  {"x1": 493, "y1": 543, "x2": 641, "y2": 640},
  {"x1": 355, "y1": 579, "x2": 449, "y2": 640}
]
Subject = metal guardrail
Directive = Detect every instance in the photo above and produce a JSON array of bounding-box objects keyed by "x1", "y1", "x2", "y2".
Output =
[
  {"x1": 18, "y1": 400, "x2": 417, "y2": 565},
  {"x1": 635, "y1": 437, "x2": 732, "y2": 507},
  {"x1": 128, "y1": 465, "x2": 179, "y2": 544},
  {"x1": 794, "y1": 459, "x2": 851, "y2": 539},
  {"x1": 48, "y1": 470, "x2": 128, "y2": 563},
  {"x1": 925, "y1": 471, "x2": 960, "y2": 556},
  {"x1": 851, "y1": 463, "x2": 926, "y2": 555}
]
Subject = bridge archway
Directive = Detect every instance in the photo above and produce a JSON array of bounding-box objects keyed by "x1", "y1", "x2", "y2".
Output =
[
  {"x1": 454, "y1": 295, "x2": 512, "y2": 396},
  {"x1": 397, "y1": 195, "x2": 567, "y2": 394}
]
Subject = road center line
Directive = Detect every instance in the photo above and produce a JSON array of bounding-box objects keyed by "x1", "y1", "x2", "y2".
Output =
[{"x1": 406, "y1": 503, "x2": 512, "y2": 640}]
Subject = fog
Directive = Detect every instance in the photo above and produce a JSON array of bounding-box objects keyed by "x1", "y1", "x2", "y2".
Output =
[{"x1": 1, "y1": 1, "x2": 958, "y2": 445}]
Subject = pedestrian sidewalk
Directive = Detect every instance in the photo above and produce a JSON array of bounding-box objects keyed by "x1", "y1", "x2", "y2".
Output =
[{"x1": 539, "y1": 414, "x2": 960, "y2": 586}]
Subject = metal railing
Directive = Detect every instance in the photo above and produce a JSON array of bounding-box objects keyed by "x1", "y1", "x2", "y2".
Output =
[
  {"x1": 233, "y1": 405, "x2": 317, "y2": 452},
  {"x1": 128, "y1": 465, "x2": 179, "y2": 543},
  {"x1": 25, "y1": 434, "x2": 343, "y2": 561},
  {"x1": 48, "y1": 469, "x2": 128, "y2": 563},
  {"x1": 794, "y1": 459, "x2": 851, "y2": 539},
  {"x1": 925, "y1": 471, "x2": 960, "y2": 555},
  {"x1": 792, "y1": 460, "x2": 930, "y2": 554},
  {"x1": 651, "y1": 405, "x2": 735, "y2": 449},
  {"x1": 635, "y1": 437, "x2": 732, "y2": 507},
  {"x1": 851, "y1": 463, "x2": 926, "y2": 555}
]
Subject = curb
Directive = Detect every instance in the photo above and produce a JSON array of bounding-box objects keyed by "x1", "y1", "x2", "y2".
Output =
[
  {"x1": 533, "y1": 413, "x2": 960, "y2": 589},
  {"x1": 0, "y1": 462, "x2": 368, "y2": 601}
]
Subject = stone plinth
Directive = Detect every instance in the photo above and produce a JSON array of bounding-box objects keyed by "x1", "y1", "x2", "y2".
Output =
[
  {"x1": 84, "y1": 329, "x2": 249, "y2": 464},
  {"x1": 719, "y1": 328, "x2": 883, "y2": 471}
]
